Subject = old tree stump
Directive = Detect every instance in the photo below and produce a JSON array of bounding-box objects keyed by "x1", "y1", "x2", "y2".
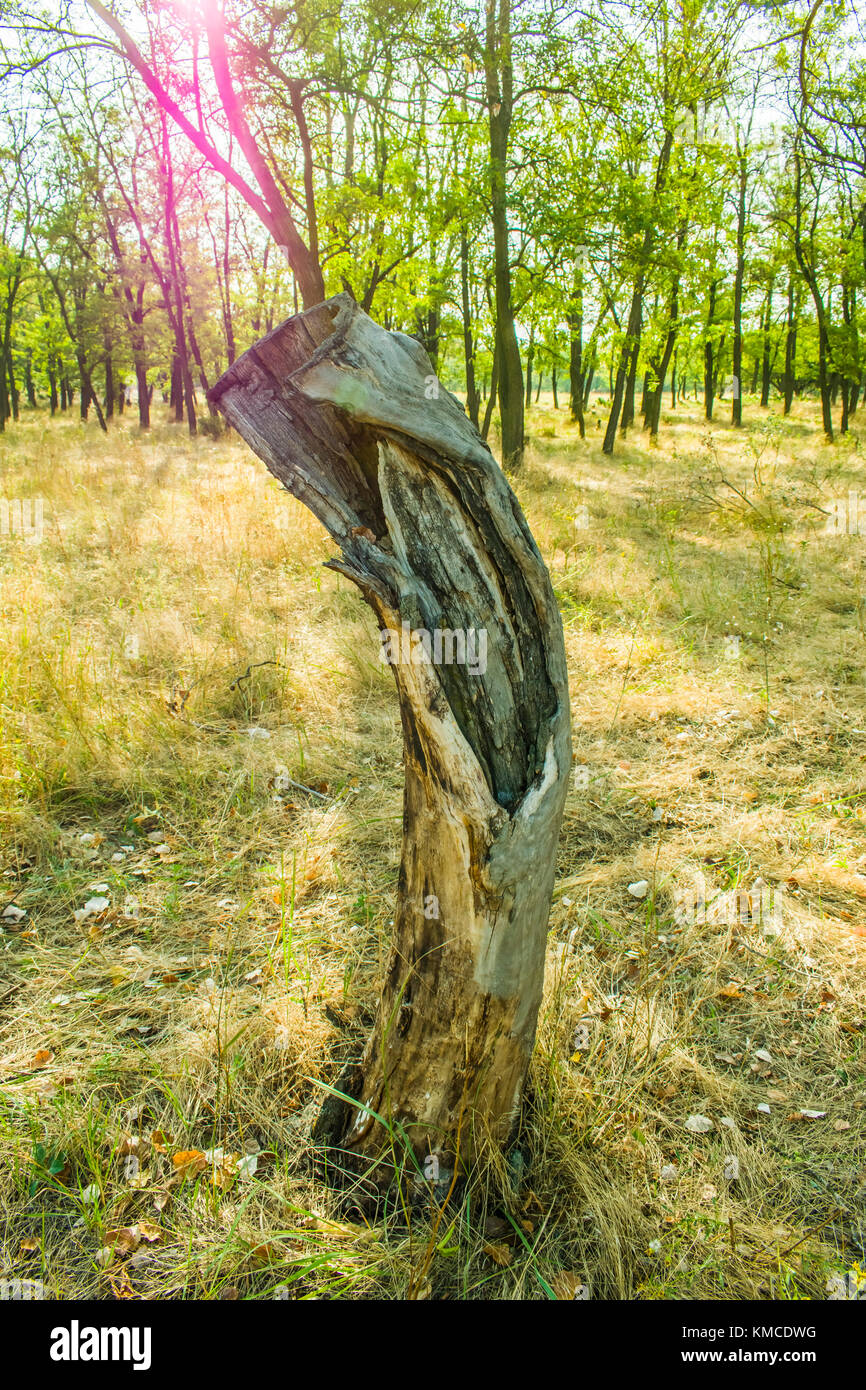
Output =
[{"x1": 210, "y1": 294, "x2": 571, "y2": 1187}]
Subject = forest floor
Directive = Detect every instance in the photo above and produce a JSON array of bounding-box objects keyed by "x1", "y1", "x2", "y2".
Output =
[{"x1": 0, "y1": 392, "x2": 864, "y2": 1301}]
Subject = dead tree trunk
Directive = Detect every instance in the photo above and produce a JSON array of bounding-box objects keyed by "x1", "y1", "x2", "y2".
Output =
[{"x1": 210, "y1": 294, "x2": 571, "y2": 1186}]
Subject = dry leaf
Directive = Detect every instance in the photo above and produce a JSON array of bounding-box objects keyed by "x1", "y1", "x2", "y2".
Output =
[
  {"x1": 105, "y1": 1226, "x2": 141, "y2": 1256},
  {"x1": 551, "y1": 1271, "x2": 589, "y2": 1299},
  {"x1": 834, "y1": 1119, "x2": 852, "y2": 1132},
  {"x1": 137, "y1": 1221, "x2": 162, "y2": 1243},
  {"x1": 19, "y1": 1237, "x2": 40, "y2": 1255},
  {"x1": 483, "y1": 1241, "x2": 513, "y2": 1268},
  {"x1": 685, "y1": 1114, "x2": 713, "y2": 1133},
  {"x1": 250, "y1": 1241, "x2": 280, "y2": 1265},
  {"x1": 172, "y1": 1149, "x2": 207, "y2": 1175},
  {"x1": 31, "y1": 1049, "x2": 54, "y2": 1069},
  {"x1": 718, "y1": 983, "x2": 742, "y2": 999}
]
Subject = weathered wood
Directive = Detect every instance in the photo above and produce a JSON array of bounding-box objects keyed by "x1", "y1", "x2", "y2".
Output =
[{"x1": 209, "y1": 294, "x2": 571, "y2": 1184}]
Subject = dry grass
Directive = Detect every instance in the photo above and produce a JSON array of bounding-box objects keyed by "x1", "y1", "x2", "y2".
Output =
[{"x1": 0, "y1": 395, "x2": 863, "y2": 1300}]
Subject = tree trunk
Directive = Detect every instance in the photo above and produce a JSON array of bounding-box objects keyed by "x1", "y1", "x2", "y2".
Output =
[
  {"x1": 209, "y1": 294, "x2": 571, "y2": 1188},
  {"x1": 704, "y1": 280, "x2": 718, "y2": 422},
  {"x1": 603, "y1": 281, "x2": 643, "y2": 455},
  {"x1": 481, "y1": 338, "x2": 499, "y2": 442},
  {"x1": 24, "y1": 350, "x2": 36, "y2": 408},
  {"x1": 459, "y1": 229, "x2": 480, "y2": 428},
  {"x1": 760, "y1": 282, "x2": 774, "y2": 407},
  {"x1": 485, "y1": 0, "x2": 524, "y2": 472},
  {"x1": 784, "y1": 277, "x2": 797, "y2": 416},
  {"x1": 731, "y1": 155, "x2": 747, "y2": 427},
  {"x1": 568, "y1": 290, "x2": 585, "y2": 438}
]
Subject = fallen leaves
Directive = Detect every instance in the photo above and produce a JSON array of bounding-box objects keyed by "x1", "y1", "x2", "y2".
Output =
[
  {"x1": 482, "y1": 1241, "x2": 513, "y2": 1268},
  {"x1": 551, "y1": 1271, "x2": 589, "y2": 1299},
  {"x1": 684, "y1": 1114, "x2": 713, "y2": 1133},
  {"x1": 171, "y1": 1149, "x2": 207, "y2": 1177},
  {"x1": 718, "y1": 982, "x2": 743, "y2": 1000}
]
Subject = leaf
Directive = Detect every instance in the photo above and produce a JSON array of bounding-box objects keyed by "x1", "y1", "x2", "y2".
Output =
[
  {"x1": 551, "y1": 1271, "x2": 589, "y2": 1299},
  {"x1": 31, "y1": 1049, "x2": 54, "y2": 1069},
  {"x1": 483, "y1": 1241, "x2": 513, "y2": 1268},
  {"x1": 718, "y1": 983, "x2": 742, "y2": 999},
  {"x1": 137, "y1": 1221, "x2": 162, "y2": 1243},
  {"x1": 684, "y1": 1114, "x2": 713, "y2": 1133},
  {"x1": 19, "y1": 1237, "x2": 40, "y2": 1254},
  {"x1": 104, "y1": 1225, "x2": 141, "y2": 1256},
  {"x1": 834, "y1": 1119, "x2": 852, "y2": 1132},
  {"x1": 171, "y1": 1149, "x2": 207, "y2": 1176},
  {"x1": 237, "y1": 1152, "x2": 259, "y2": 1181},
  {"x1": 249, "y1": 1241, "x2": 281, "y2": 1265}
]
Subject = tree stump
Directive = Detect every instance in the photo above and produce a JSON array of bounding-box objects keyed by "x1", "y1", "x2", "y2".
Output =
[{"x1": 209, "y1": 294, "x2": 571, "y2": 1186}]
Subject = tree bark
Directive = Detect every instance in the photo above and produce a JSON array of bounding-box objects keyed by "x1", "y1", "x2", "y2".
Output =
[
  {"x1": 209, "y1": 294, "x2": 571, "y2": 1188},
  {"x1": 760, "y1": 280, "x2": 774, "y2": 407},
  {"x1": 784, "y1": 277, "x2": 797, "y2": 415},
  {"x1": 731, "y1": 153, "x2": 748, "y2": 427},
  {"x1": 459, "y1": 229, "x2": 480, "y2": 428},
  {"x1": 485, "y1": 0, "x2": 524, "y2": 472}
]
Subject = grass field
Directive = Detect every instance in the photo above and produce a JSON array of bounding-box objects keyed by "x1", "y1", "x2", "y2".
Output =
[{"x1": 0, "y1": 392, "x2": 864, "y2": 1301}]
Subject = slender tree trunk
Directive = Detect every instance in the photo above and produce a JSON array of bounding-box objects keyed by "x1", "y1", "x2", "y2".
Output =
[
  {"x1": 485, "y1": 0, "x2": 524, "y2": 472},
  {"x1": 568, "y1": 283, "x2": 585, "y2": 438},
  {"x1": 459, "y1": 229, "x2": 480, "y2": 428},
  {"x1": 210, "y1": 294, "x2": 571, "y2": 1188},
  {"x1": 620, "y1": 313, "x2": 641, "y2": 433},
  {"x1": 784, "y1": 278, "x2": 797, "y2": 415},
  {"x1": 760, "y1": 282, "x2": 774, "y2": 407},
  {"x1": 704, "y1": 280, "x2": 718, "y2": 422},
  {"x1": 7, "y1": 352, "x2": 19, "y2": 421},
  {"x1": 731, "y1": 154, "x2": 747, "y2": 427},
  {"x1": 551, "y1": 366, "x2": 558, "y2": 409},
  {"x1": 481, "y1": 338, "x2": 499, "y2": 441},
  {"x1": 525, "y1": 327, "x2": 534, "y2": 409},
  {"x1": 603, "y1": 280, "x2": 643, "y2": 454},
  {"x1": 24, "y1": 350, "x2": 36, "y2": 408},
  {"x1": 104, "y1": 339, "x2": 115, "y2": 421}
]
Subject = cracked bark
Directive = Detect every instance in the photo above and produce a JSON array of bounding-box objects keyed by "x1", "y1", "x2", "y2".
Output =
[{"x1": 209, "y1": 294, "x2": 571, "y2": 1185}]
